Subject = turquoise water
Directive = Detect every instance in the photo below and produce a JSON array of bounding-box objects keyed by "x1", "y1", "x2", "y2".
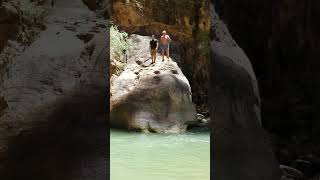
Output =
[{"x1": 110, "y1": 129, "x2": 210, "y2": 180}]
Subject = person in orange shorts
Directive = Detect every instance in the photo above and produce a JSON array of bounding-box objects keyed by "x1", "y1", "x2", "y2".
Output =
[{"x1": 149, "y1": 35, "x2": 158, "y2": 64}]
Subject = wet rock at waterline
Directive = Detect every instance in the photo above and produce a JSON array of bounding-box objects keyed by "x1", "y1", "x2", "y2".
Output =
[
  {"x1": 110, "y1": 35, "x2": 197, "y2": 133},
  {"x1": 210, "y1": 3, "x2": 282, "y2": 180}
]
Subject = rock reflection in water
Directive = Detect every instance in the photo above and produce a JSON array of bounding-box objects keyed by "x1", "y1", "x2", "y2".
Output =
[{"x1": 4, "y1": 119, "x2": 109, "y2": 180}]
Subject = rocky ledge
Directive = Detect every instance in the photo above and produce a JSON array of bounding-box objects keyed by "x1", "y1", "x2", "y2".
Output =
[{"x1": 110, "y1": 35, "x2": 197, "y2": 133}]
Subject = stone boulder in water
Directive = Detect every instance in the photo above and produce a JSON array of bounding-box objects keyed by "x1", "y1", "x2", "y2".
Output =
[{"x1": 110, "y1": 35, "x2": 197, "y2": 133}]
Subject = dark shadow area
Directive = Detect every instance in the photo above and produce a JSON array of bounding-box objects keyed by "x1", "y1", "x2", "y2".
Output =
[
  {"x1": 1, "y1": 85, "x2": 110, "y2": 179},
  {"x1": 214, "y1": 0, "x2": 320, "y2": 178},
  {"x1": 0, "y1": 0, "x2": 110, "y2": 179}
]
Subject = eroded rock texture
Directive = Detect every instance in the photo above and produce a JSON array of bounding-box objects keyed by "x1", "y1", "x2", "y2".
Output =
[{"x1": 211, "y1": 3, "x2": 281, "y2": 180}]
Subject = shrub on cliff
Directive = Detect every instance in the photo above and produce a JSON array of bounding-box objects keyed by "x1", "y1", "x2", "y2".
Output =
[
  {"x1": 110, "y1": 24, "x2": 132, "y2": 62},
  {"x1": 110, "y1": 24, "x2": 132, "y2": 75},
  {"x1": 2, "y1": 0, "x2": 47, "y2": 46},
  {"x1": 17, "y1": 1, "x2": 47, "y2": 45}
]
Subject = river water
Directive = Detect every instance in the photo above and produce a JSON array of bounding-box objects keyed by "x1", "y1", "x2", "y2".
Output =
[{"x1": 111, "y1": 129, "x2": 210, "y2": 180}]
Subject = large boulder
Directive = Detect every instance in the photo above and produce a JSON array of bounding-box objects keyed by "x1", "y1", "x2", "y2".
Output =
[
  {"x1": 210, "y1": 3, "x2": 281, "y2": 180},
  {"x1": 110, "y1": 35, "x2": 197, "y2": 133}
]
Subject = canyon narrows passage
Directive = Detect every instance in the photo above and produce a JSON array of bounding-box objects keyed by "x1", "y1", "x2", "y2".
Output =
[
  {"x1": 0, "y1": 0, "x2": 291, "y2": 179},
  {"x1": 109, "y1": 32, "x2": 210, "y2": 179},
  {"x1": 109, "y1": 0, "x2": 210, "y2": 179}
]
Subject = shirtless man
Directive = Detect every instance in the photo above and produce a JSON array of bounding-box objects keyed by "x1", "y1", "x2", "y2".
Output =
[{"x1": 159, "y1": 30, "x2": 171, "y2": 61}]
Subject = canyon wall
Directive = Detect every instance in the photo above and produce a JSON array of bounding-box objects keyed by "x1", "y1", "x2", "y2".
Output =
[
  {"x1": 0, "y1": 1, "x2": 110, "y2": 177},
  {"x1": 214, "y1": 0, "x2": 320, "y2": 178},
  {"x1": 214, "y1": 0, "x2": 320, "y2": 137},
  {"x1": 210, "y1": 3, "x2": 281, "y2": 179}
]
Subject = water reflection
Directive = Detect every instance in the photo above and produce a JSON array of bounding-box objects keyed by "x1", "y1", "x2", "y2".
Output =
[{"x1": 3, "y1": 121, "x2": 108, "y2": 180}]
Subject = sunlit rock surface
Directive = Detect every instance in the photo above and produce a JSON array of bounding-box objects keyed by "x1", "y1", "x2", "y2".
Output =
[{"x1": 110, "y1": 35, "x2": 197, "y2": 133}]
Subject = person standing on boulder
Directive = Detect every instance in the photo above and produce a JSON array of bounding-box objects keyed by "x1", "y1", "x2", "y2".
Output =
[
  {"x1": 159, "y1": 30, "x2": 171, "y2": 61},
  {"x1": 149, "y1": 35, "x2": 158, "y2": 64}
]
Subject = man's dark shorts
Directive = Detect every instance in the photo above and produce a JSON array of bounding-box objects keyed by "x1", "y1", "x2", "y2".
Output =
[{"x1": 159, "y1": 44, "x2": 169, "y2": 55}]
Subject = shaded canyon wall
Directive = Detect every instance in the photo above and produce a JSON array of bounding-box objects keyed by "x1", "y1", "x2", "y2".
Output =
[
  {"x1": 210, "y1": 2, "x2": 281, "y2": 179},
  {"x1": 214, "y1": 0, "x2": 320, "y2": 178}
]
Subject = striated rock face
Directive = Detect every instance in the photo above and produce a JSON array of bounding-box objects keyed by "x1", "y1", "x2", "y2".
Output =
[
  {"x1": 210, "y1": 3, "x2": 281, "y2": 180},
  {"x1": 111, "y1": 0, "x2": 210, "y2": 113},
  {"x1": 110, "y1": 35, "x2": 197, "y2": 133}
]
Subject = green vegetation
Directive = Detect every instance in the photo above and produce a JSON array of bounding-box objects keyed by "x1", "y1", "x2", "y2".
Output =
[
  {"x1": 16, "y1": 1, "x2": 48, "y2": 45},
  {"x1": 110, "y1": 24, "x2": 132, "y2": 75},
  {"x1": 110, "y1": 25, "x2": 132, "y2": 62}
]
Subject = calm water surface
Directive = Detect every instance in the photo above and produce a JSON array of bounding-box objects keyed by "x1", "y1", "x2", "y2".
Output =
[{"x1": 111, "y1": 129, "x2": 210, "y2": 180}]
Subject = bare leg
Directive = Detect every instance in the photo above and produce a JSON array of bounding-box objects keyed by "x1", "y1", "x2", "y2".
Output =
[
  {"x1": 162, "y1": 49, "x2": 164, "y2": 61},
  {"x1": 152, "y1": 50, "x2": 156, "y2": 63}
]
